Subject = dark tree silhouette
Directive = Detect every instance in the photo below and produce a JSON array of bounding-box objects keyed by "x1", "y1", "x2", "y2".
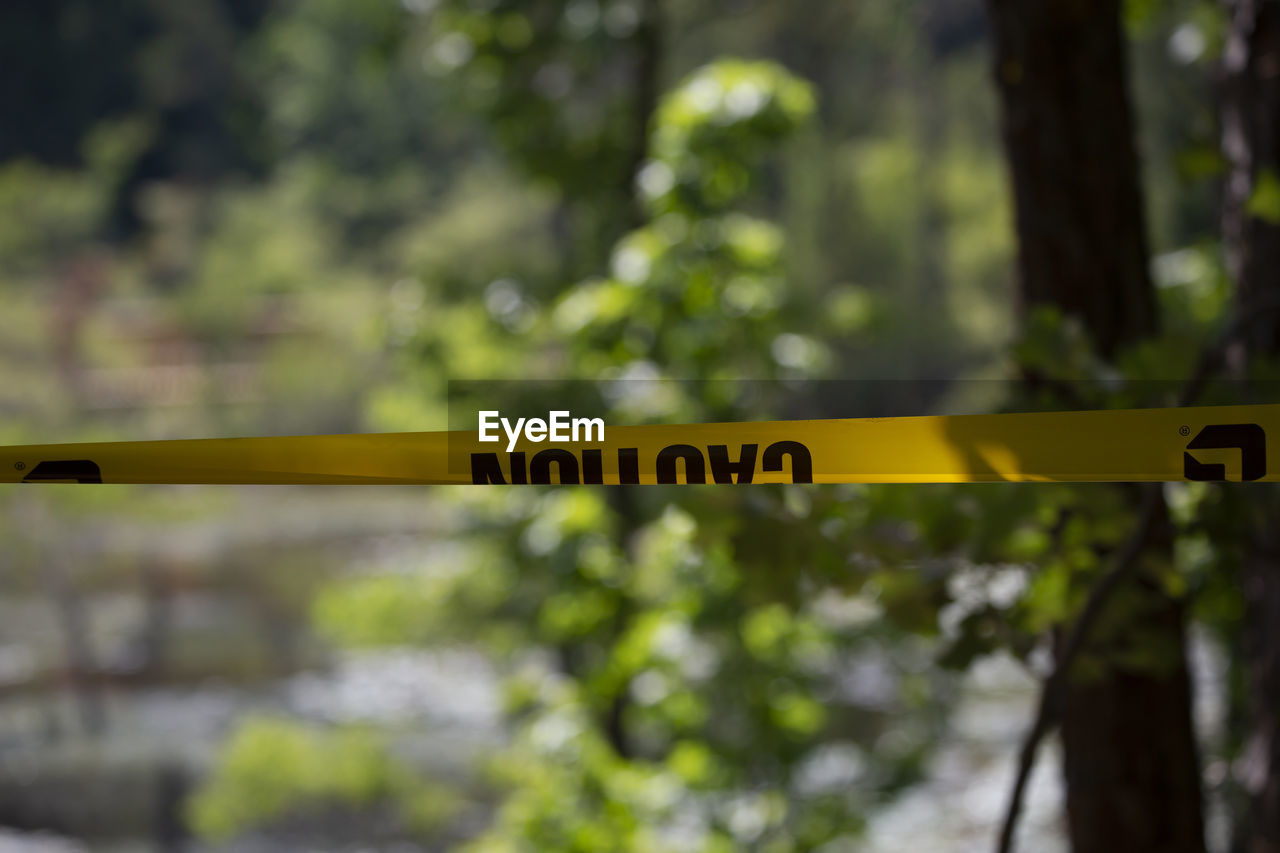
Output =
[{"x1": 1221, "y1": 2, "x2": 1280, "y2": 850}]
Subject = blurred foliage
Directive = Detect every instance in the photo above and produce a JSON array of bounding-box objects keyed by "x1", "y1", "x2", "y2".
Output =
[
  {"x1": 643, "y1": 60, "x2": 815, "y2": 216},
  {"x1": 190, "y1": 716, "x2": 458, "y2": 840},
  {"x1": 0, "y1": 0, "x2": 1265, "y2": 850}
]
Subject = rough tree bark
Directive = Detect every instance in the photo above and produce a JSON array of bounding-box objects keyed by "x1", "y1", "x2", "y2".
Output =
[
  {"x1": 1221, "y1": 2, "x2": 1280, "y2": 850},
  {"x1": 985, "y1": 0, "x2": 1158, "y2": 360},
  {"x1": 984, "y1": 1, "x2": 1206, "y2": 850}
]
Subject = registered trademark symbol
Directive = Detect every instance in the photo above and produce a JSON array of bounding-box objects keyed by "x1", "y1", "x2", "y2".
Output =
[
  {"x1": 13, "y1": 462, "x2": 25, "y2": 471},
  {"x1": 1179, "y1": 425, "x2": 1191, "y2": 437}
]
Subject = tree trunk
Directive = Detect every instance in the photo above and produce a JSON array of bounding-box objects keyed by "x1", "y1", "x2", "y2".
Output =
[
  {"x1": 1222, "y1": 0, "x2": 1280, "y2": 355},
  {"x1": 622, "y1": 0, "x2": 662, "y2": 230},
  {"x1": 1056, "y1": 505, "x2": 1205, "y2": 853},
  {"x1": 984, "y1": 1, "x2": 1206, "y2": 850},
  {"x1": 1221, "y1": 2, "x2": 1280, "y2": 850},
  {"x1": 985, "y1": 0, "x2": 1158, "y2": 359},
  {"x1": 1239, "y1": 502, "x2": 1280, "y2": 853}
]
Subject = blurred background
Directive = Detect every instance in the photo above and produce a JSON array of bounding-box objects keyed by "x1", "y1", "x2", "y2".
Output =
[{"x1": 0, "y1": 0, "x2": 1269, "y2": 851}]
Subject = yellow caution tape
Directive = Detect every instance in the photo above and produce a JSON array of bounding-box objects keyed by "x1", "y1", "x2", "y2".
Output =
[{"x1": 0, "y1": 404, "x2": 1274, "y2": 485}]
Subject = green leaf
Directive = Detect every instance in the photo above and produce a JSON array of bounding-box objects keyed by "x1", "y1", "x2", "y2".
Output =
[{"x1": 1247, "y1": 169, "x2": 1280, "y2": 224}]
